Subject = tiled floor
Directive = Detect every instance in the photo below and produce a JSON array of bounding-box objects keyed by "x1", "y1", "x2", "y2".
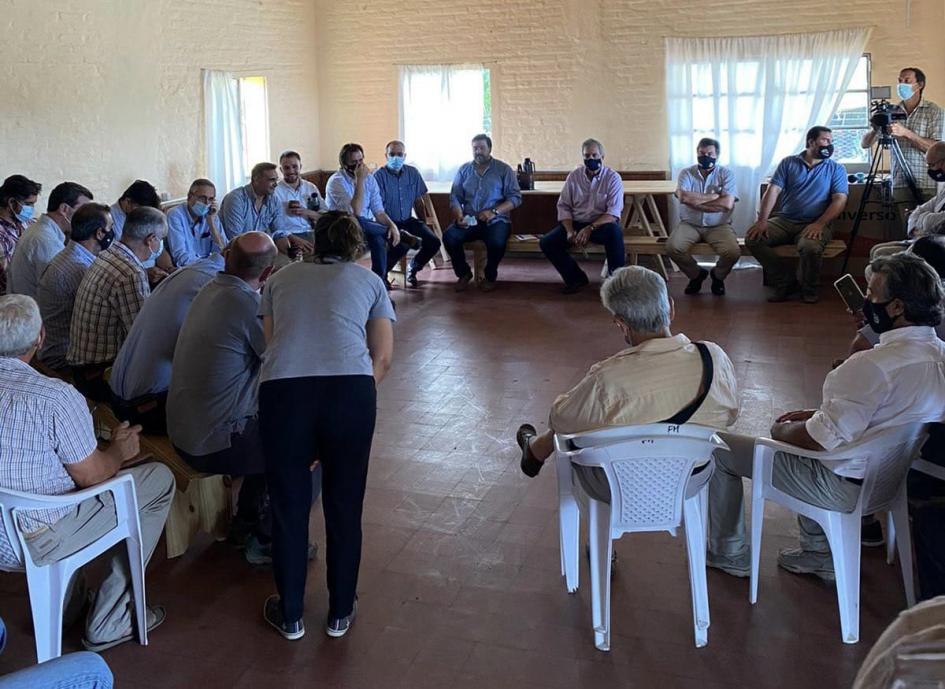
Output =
[{"x1": 0, "y1": 258, "x2": 910, "y2": 687}]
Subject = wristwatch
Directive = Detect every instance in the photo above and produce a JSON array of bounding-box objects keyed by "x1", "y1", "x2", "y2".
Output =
[{"x1": 491, "y1": 207, "x2": 499, "y2": 217}]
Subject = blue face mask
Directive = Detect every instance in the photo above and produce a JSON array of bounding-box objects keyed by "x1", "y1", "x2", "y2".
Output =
[
  {"x1": 898, "y1": 83, "x2": 916, "y2": 101},
  {"x1": 584, "y1": 158, "x2": 602, "y2": 172},
  {"x1": 191, "y1": 201, "x2": 210, "y2": 217},
  {"x1": 14, "y1": 203, "x2": 34, "y2": 224},
  {"x1": 148, "y1": 238, "x2": 164, "y2": 263},
  {"x1": 386, "y1": 155, "x2": 405, "y2": 172}
]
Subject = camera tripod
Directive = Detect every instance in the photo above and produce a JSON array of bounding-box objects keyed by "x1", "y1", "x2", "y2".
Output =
[{"x1": 841, "y1": 133, "x2": 924, "y2": 273}]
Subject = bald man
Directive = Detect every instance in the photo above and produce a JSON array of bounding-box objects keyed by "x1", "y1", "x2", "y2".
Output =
[
  {"x1": 167, "y1": 232, "x2": 279, "y2": 563},
  {"x1": 869, "y1": 142, "x2": 945, "y2": 261}
]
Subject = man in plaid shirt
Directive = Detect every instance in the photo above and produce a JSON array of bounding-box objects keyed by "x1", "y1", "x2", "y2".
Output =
[
  {"x1": 0, "y1": 175, "x2": 42, "y2": 296},
  {"x1": 68, "y1": 207, "x2": 167, "y2": 401},
  {"x1": 0, "y1": 294, "x2": 174, "y2": 651},
  {"x1": 862, "y1": 67, "x2": 944, "y2": 233}
]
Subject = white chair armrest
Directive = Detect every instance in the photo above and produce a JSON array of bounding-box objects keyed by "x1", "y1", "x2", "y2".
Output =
[
  {"x1": 9, "y1": 473, "x2": 135, "y2": 512},
  {"x1": 753, "y1": 437, "x2": 848, "y2": 464}
]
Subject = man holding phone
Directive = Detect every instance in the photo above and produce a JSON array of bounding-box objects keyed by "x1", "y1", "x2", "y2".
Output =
[{"x1": 165, "y1": 178, "x2": 224, "y2": 267}]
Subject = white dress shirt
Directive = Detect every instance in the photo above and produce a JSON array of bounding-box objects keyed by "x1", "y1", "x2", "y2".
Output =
[
  {"x1": 806, "y1": 325, "x2": 945, "y2": 476},
  {"x1": 908, "y1": 185, "x2": 945, "y2": 238}
]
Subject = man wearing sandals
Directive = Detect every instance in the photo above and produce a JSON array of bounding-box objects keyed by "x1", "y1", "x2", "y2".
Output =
[
  {"x1": 0, "y1": 295, "x2": 174, "y2": 652},
  {"x1": 517, "y1": 266, "x2": 739, "y2": 503}
]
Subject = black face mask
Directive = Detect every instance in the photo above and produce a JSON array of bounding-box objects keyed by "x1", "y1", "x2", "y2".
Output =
[
  {"x1": 863, "y1": 298, "x2": 897, "y2": 334},
  {"x1": 928, "y1": 167, "x2": 945, "y2": 183},
  {"x1": 344, "y1": 164, "x2": 358, "y2": 175},
  {"x1": 815, "y1": 144, "x2": 834, "y2": 160},
  {"x1": 697, "y1": 155, "x2": 717, "y2": 170},
  {"x1": 98, "y1": 228, "x2": 115, "y2": 251}
]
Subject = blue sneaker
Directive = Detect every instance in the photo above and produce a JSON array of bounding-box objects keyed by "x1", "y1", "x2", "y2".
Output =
[
  {"x1": 325, "y1": 599, "x2": 358, "y2": 638},
  {"x1": 263, "y1": 594, "x2": 304, "y2": 641}
]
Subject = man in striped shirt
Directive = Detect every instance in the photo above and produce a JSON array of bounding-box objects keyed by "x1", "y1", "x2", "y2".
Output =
[
  {"x1": 37, "y1": 203, "x2": 115, "y2": 371},
  {"x1": 67, "y1": 207, "x2": 167, "y2": 401}
]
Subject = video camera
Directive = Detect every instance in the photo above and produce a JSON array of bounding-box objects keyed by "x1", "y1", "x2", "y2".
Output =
[{"x1": 869, "y1": 86, "x2": 907, "y2": 130}]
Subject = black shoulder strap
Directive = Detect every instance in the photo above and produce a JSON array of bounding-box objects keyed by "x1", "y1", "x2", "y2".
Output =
[{"x1": 662, "y1": 342, "x2": 714, "y2": 426}]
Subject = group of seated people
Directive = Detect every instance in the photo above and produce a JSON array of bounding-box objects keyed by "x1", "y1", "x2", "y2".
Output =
[{"x1": 0, "y1": 67, "x2": 941, "y2": 668}]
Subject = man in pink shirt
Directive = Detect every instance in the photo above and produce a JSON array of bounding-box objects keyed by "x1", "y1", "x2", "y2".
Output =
[{"x1": 539, "y1": 139, "x2": 626, "y2": 294}]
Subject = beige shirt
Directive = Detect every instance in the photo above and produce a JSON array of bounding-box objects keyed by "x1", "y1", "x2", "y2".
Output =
[{"x1": 550, "y1": 333, "x2": 739, "y2": 434}]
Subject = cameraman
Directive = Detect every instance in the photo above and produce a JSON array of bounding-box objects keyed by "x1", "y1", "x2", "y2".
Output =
[{"x1": 861, "y1": 67, "x2": 944, "y2": 236}]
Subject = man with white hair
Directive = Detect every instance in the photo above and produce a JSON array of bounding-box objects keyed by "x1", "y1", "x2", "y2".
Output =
[
  {"x1": 68, "y1": 206, "x2": 167, "y2": 401},
  {"x1": 516, "y1": 266, "x2": 739, "y2": 494},
  {"x1": 708, "y1": 252, "x2": 945, "y2": 581},
  {"x1": 0, "y1": 294, "x2": 174, "y2": 651}
]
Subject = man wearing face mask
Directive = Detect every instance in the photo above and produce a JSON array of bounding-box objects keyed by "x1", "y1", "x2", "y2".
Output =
[
  {"x1": 445, "y1": 134, "x2": 523, "y2": 292},
  {"x1": 862, "y1": 67, "x2": 944, "y2": 228},
  {"x1": 68, "y1": 207, "x2": 167, "y2": 402},
  {"x1": 747, "y1": 126, "x2": 849, "y2": 303},
  {"x1": 325, "y1": 143, "x2": 413, "y2": 286},
  {"x1": 516, "y1": 266, "x2": 739, "y2": 480},
  {"x1": 667, "y1": 138, "x2": 741, "y2": 296},
  {"x1": 273, "y1": 151, "x2": 324, "y2": 259},
  {"x1": 372, "y1": 140, "x2": 440, "y2": 287},
  {"x1": 8, "y1": 182, "x2": 93, "y2": 299},
  {"x1": 0, "y1": 174, "x2": 42, "y2": 296},
  {"x1": 707, "y1": 252, "x2": 945, "y2": 582},
  {"x1": 539, "y1": 138, "x2": 625, "y2": 294},
  {"x1": 165, "y1": 179, "x2": 224, "y2": 267},
  {"x1": 37, "y1": 203, "x2": 115, "y2": 372}
]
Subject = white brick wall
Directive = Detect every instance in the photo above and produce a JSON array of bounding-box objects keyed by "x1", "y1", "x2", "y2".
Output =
[
  {"x1": 314, "y1": 0, "x2": 945, "y2": 171},
  {"x1": 0, "y1": 0, "x2": 319, "y2": 201}
]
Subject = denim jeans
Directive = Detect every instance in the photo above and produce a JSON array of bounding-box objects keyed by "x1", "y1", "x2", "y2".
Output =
[
  {"x1": 443, "y1": 220, "x2": 511, "y2": 282},
  {"x1": 0, "y1": 652, "x2": 113, "y2": 688},
  {"x1": 538, "y1": 221, "x2": 625, "y2": 285},
  {"x1": 357, "y1": 217, "x2": 409, "y2": 280},
  {"x1": 394, "y1": 218, "x2": 442, "y2": 272}
]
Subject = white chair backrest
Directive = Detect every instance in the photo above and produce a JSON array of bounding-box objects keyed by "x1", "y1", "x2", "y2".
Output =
[
  {"x1": 0, "y1": 487, "x2": 78, "y2": 571},
  {"x1": 559, "y1": 424, "x2": 727, "y2": 535},
  {"x1": 858, "y1": 423, "x2": 928, "y2": 513}
]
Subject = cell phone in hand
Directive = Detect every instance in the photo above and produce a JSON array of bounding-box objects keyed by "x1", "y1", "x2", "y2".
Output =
[{"x1": 833, "y1": 274, "x2": 865, "y2": 313}]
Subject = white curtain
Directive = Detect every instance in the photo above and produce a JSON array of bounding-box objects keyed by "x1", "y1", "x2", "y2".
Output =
[
  {"x1": 203, "y1": 69, "x2": 246, "y2": 195},
  {"x1": 665, "y1": 28, "x2": 871, "y2": 232},
  {"x1": 400, "y1": 65, "x2": 486, "y2": 182}
]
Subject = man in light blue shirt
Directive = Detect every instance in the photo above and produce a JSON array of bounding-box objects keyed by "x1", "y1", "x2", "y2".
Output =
[
  {"x1": 273, "y1": 151, "x2": 324, "y2": 259},
  {"x1": 373, "y1": 140, "x2": 442, "y2": 287},
  {"x1": 747, "y1": 126, "x2": 849, "y2": 303},
  {"x1": 667, "y1": 138, "x2": 741, "y2": 296},
  {"x1": 109, "y1": 179, "x2": 171, "y2": 278},
  {"x1": 325, "y1": 143, "x2": 413, "y2": 285},
  {"x1": 444, "y1": 134, "x2": 522, "y2": 292},
  {"x1": 220, "y1": 162, "x2": 287, "y2": 247},
  {"x1": 165, "y1": 179, "x2": 224, "y2": 267},
  {"x1": 8, "y1": 182, "x2": 93, "y2": 298},
  {"x1": 109, "y1": 253, "x2": 224, "y2": 433}
]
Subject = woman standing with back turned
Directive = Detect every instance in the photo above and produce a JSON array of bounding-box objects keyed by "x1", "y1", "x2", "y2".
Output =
[{"x1": 258, "y1": 211, "x2": 395, "y2": 640}]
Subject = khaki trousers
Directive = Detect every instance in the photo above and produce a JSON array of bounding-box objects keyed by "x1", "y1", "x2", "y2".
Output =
[{"x1": 666, "y1": 221, "x2": 741, "y2": 280}]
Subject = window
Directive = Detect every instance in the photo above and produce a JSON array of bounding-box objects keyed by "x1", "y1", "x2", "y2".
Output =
[
  {"x1": 203, "y1": 71, "x2": 270, "y2": 194},
  {"x1": 400, "y1": 65, "x2": 492, "y2": 182},
  {"x1": 237, "y1": 76, "x2": 270, "y2": 177},
  {"x1": 827, "y1": 54, "x2": 871, "y2": 165}
]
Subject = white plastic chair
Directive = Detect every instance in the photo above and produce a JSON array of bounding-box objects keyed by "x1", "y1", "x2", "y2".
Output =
[
  {"x1": 554, "y1": 423, "x2": 728, "y2": 650},
  {"x1": 749, "y1": 423, "x2": 927, "y2": 644},
  {"x1": 0, "y1": 473, "x2": 149, "y2": 662}
]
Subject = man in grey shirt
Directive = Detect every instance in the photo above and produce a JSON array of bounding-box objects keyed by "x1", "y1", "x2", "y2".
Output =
[
  {"x1": 8, "y1": 182, "x2": 93, "y2": 298},
  {"x1": 109, "y1": 254, "x2": 225, "y2": 433},
  {"x1": 167, "y1": 232, "x2": 286, "y2": 563}
]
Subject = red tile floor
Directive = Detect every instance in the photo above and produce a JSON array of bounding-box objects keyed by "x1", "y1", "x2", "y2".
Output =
[{"x1": 0, "y1": 258, "x2": 910, "y2": 688}]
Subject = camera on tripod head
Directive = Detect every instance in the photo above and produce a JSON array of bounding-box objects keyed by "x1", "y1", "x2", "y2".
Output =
[{"x1": 869, "y1": 86, "x2": 907, "y2": 133}]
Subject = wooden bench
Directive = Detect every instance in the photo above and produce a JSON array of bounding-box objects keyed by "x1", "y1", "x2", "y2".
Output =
[
  {"x1": 91, "y1": 403, "x2": 230, "y2": 558},
  {"x1": 469, "y1": 235, "x2": 847, "y2": 279}
]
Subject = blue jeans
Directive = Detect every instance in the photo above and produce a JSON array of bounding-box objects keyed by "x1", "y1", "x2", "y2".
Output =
[
  {"x1": 357, "y1": 217, "x2": 410, "y2": 280},
  {"x1": 539, "y1": 221, "x2": 626, "y2": 286},
  {"x1": 394, "y1": 218, "x2": 441, "y2": 272},
  {"x1": 0, "y1": 652, "x2": 113, "y2": 688},
  {"x1": 443, "y1": 220, "x2": 512, "y2": 282}
]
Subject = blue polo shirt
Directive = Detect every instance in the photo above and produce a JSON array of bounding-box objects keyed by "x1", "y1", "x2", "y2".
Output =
[
  {"x1": 373, "y1": 165, "x2": 428, "y2": 223},
  {"x1": 770, "y1": 153, "x2": 848, "y2": 223}
]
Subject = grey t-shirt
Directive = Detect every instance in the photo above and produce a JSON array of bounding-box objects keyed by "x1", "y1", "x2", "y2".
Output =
[
  {"x1": 109, "y1": 255, "x2": 223, "y2": 400},
  {"x1": 258, "y1": 261, "x2": 395, "y2": 382},
  {"x1": 167, "y1": 272, "x2": 265, "y2": 456}
]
